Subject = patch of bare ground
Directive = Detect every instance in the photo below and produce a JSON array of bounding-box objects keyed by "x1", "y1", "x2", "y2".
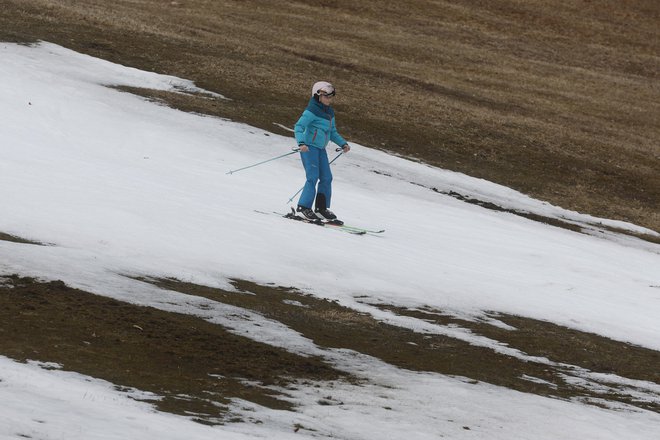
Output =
[
  {"x1": 0, "y1": 0, "x2": 658, "y2": 232},
  {"x1": 0, "y1": 232, "x2": 45, "y2": 245},
  {"x1": 2, "y1": 274, "x2": 659, "y2": 420},
  {"x1": 145, "y1": 277, "x2": 660, "y2": 413},
  {"x1": 593, "y1": 224, "x2": 660, "y2": 246},
  {"x1": 416, "y1": 183, "x2": 660, "y2": 243},
  {"x1": 376, "y1": 304, "x2": 660, "y2": 386},
  {"x1": 0, "y1": 275, "x2": 345, "y2": 424}
]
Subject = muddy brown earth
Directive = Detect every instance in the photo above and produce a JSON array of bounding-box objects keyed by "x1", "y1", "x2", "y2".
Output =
[
  {"x1": 0, "y1": 232, "x2": 45, "y2": 245},
  {"x1": 0, "y1": 0, "x2": 658, "y2": 232},
  {"x1": 0, "y1": 275, "x2": 344, "y2": 424},
  {"x1": 2, "y1": 271, "x2": 658, "y2": 425}
]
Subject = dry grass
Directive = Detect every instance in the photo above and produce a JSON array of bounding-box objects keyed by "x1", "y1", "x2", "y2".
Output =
[
  {"x1": 0, "y1": 275, "x2": 344, "y2": 424},
  {"x1": 2, "y1": 274, "x2": 660, "y2": 423},
  {"x1": 0, "y1": 232, "x2": 45, "y2": 245},
  {"x1": 146, "y1": 277, "x2": 660, "y2": 413},
  {"x1": 1, "y1": 0, "x2": 658, "y2": 230}
]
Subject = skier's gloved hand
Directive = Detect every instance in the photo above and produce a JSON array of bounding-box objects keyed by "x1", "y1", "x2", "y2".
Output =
[
  {"x1": 341, "y1": 144, "x2": 351, "y2": 153},
  {"x1": 299, "y1": 144, "x2": 309, "y2": 152}
]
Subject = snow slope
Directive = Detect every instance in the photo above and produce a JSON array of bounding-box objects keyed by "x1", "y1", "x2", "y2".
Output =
[{"x1": 1, "y1": 42, "x2": 659, "y2": 439}]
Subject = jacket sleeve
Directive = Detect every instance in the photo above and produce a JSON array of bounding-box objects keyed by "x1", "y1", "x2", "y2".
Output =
[
  {"x1": 294, "y1": 110, "x2": 314, "y2": 145},
  {"x1": 330, "y1": 117, "x2": 348, "y2": 147}
]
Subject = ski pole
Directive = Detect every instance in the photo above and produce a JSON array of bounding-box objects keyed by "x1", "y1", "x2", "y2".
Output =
[
  {"x1": 287, "y1": 150, "x2": 344, "y2": 203},
  {"x1": 227, "y1": 148, "x2": 300, "y2": 175}
]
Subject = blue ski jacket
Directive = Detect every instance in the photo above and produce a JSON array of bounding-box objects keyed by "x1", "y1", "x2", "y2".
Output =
[{"x1": 294, "y1": 97, "x2": 347, "y2": 150}]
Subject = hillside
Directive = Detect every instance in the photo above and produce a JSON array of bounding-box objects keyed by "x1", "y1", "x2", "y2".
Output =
[
  {"x1": 1, "y1": 0, "x2": 658, "y2": 232},
  {"x1": 1, "y1": 41, "x2": 659, "y2": 439}
]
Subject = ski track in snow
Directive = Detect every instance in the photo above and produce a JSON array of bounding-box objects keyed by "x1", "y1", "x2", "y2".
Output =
[{"x1": 1, "y1": 41, "x2": 660, "y2": 439}]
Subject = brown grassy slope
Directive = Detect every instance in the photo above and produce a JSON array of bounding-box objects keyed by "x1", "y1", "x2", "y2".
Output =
[{"x1": 1, "y1": 0, "x2": 658, "y2": 230}]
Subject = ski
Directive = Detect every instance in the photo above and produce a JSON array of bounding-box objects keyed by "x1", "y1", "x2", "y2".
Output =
[
  {"x1": 283, "y1": 209, "x2": 367, "y2": 235},
  {"x1": 255, "y1": 209, "x2": 364, "y2": 235},
  {"x1": 283, "y1": 208, "x2": 385, "y2": 235},
  {"x1": 330, "y1": 223, "x2": 385, "y2": 235},
  {"x1": 255, "y1": 209, "x2": 384, "y2": 236}
]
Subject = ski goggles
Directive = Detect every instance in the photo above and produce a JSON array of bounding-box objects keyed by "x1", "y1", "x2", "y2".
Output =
[{"x1": 319, "y1": 89, "x2": 336, "y2": 97}]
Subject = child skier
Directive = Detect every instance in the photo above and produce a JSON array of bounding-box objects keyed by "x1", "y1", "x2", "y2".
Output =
[{"x1": 294, "y1": 81, "x2": 351, "y2": 221}]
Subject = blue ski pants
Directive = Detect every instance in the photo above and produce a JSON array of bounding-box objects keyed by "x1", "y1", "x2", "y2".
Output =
[{"x1": 298, "y1": 147, "x2": 332, "y2": 209}]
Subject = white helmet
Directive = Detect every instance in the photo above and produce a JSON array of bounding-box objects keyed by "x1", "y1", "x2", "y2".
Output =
[{"x1": 312, "y1": 81, "x2": 335, "y2": 97}]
